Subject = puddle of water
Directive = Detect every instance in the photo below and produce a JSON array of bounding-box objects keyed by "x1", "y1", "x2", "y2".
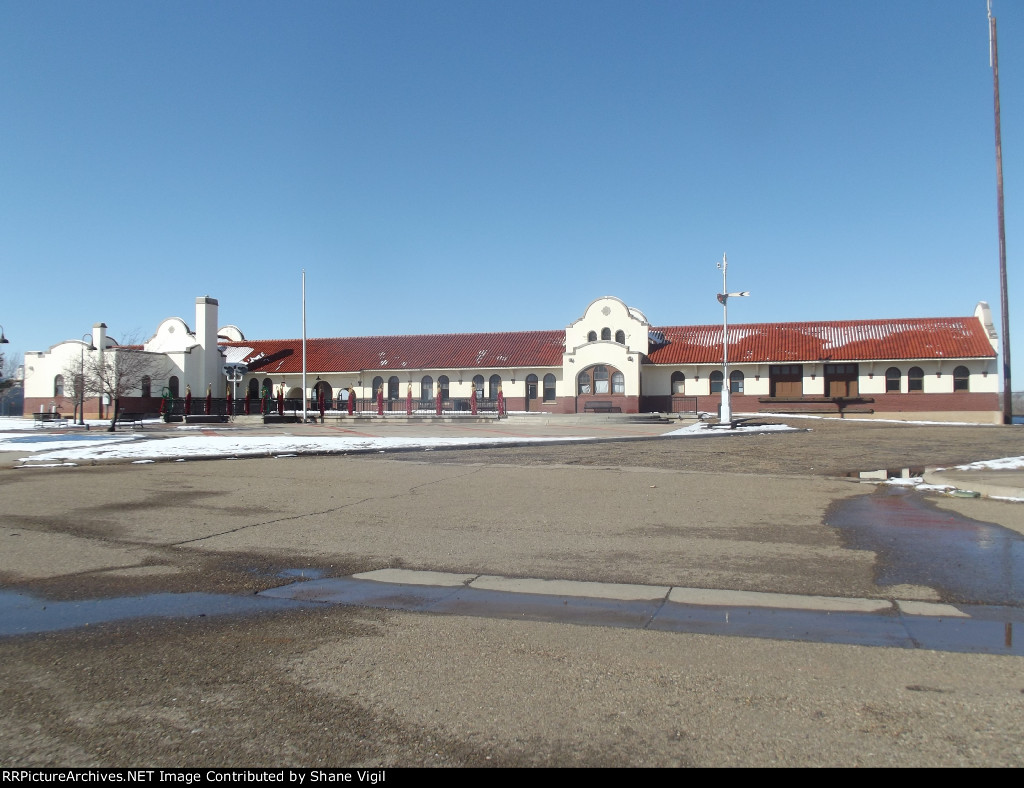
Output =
[
  {"x1": 0, "y1": 589, "x2": 312, "y2": 636},
  {"x1": 276, "y1": 568, "x2": 328, "y2": 580},
  {"x1": 827, "y1": 486, "x2": 1024, "y2": 605},
  {"x1": 260, "y1": 577, "x2": 1024, "y2": 656}
]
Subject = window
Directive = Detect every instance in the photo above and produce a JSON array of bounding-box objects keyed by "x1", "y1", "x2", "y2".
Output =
[
  {"x1": 885, "y1": 367, "x2": 901, "y2": 393},
  {"x1": 371, "y1": 376, "x2": 384, "y2": 396},
  {"x1": 421, "y1": 376, "x2": 433, "y2": 400},
  {"x1": 543, "y1": 374, "x2": 556, "y2": 402},
  {"x1": 262, "y1": 378, "x2": 273, "y2": 397},
  {"x1": 671, "y1": 371, "x2": 685, "y2": 394},
  {"x1": 54, "y1": 375, "x2": 64, "y2": 397},
  {"x1": 438, "y1": 375, "x2": 450, "y2": 399},
  {"x1": 953, "y1": 366, "x2": 970, "y2": 392},
  {"x1": 141, "y1": 376, "x2": 151, "y2": 398},
  {"x1": 730, "y1": 370, "x2": 744, "y2": 393},
  {"x1": 615, "y1": 330, "x2": 625, "y2": 344},
  {"x1": 908, "y1": 367, "x2": 924, "y2": 392},
  {"x1": 577, "y1": 370, "x2": 591, "y2": 395},
  {"x1": 601, "y1": 327, "x2": 611, "y2": 341},
  {"x1": 709, "y1": 370, "x2": 724, "y2": 393},
  {"x1": 388, "y1": 376, "x2": 400, "y2": 400},
  {"x1": 612, "y1": 371, "x2": 625, "y2": 394},
  {"x1": 587, "y1": 331, "x2": 597, "y2": 342},
  {"x1": 169, "y1": 376, "x2": 180, "y2": 398},
  {"x1": 248, "y1": 378, "x2": 259, "y2": 398},
  {"x1": 593, "y1": 365, "x2": 610, "y2": 394},
  {"x1": 489, "y1": 374, "x2": 501, "y2": 400},
  {"x1": 473, "y1": 375, "x2": 484, "y2": 400}
]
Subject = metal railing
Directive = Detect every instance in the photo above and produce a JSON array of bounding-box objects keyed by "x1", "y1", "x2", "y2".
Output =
[{"x1": 161, "y1": 397, "x2": 503, "y2": 417}]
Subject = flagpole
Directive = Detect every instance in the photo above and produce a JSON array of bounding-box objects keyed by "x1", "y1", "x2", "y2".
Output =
[
  {"x1": 302, "y1": 269, "x2": 308, "y2": 423},
  {"x1": 989, "y1": 1, "x2": 1012, "y2": 423},
  {"x1": 716, "y1": 253, "x2": 749, "y2": 426}
]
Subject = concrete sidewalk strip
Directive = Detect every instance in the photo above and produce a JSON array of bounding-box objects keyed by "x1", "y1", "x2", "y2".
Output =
[
  {"x1": 668, "y1": 587, "x2": 892, "y2": 613},
  {"x1": 470, "y1": 575, "x2": 671, "y2": 601},
  {"x1": 354, "y1": 568, "x2": 479, "y2": 587},
  {"x1": 896, "y1": 600, "x2": 970, "y2": 618}
]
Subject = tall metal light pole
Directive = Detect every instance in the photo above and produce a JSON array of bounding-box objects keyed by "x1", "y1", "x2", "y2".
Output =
[
  {"x1": 716, "y1": 253, "x2": 749, "y2": 425},
  {"x1": 301, "y1": 269, "x2": 308, "y2": 423},
  {"x1": 78, "y1": 333, "x2": 94, "y2": 426},
  {"x1": 989, "y1": 1, "x2": 1013, "y2": 423}
]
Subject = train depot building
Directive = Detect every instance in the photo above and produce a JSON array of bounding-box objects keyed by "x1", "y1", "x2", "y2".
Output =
[{"x1": 24, "y1": 295, "x2": 1002, "y2": 423}]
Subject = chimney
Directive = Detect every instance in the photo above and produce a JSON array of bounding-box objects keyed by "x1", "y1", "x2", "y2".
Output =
[{"x1": 195, "y1": 297, "x2": 221, "y2": 394}]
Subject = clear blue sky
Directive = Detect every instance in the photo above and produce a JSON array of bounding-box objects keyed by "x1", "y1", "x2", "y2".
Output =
[{"x1": 2, "y1": 1, "x2": 1021, "y2": 381}]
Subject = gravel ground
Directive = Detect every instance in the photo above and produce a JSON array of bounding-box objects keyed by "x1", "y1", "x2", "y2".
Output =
[{"x1": 2, "y1": 417, "x2": 1023, "y2": 767}]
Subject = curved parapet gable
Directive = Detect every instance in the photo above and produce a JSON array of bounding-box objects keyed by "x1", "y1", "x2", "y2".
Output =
[
  {"x1": 564, "y1": 296, "x2": 650, "y2": 356},
  {"x1": 145, "y1": 317, "x2": 197, "y2": 353}
]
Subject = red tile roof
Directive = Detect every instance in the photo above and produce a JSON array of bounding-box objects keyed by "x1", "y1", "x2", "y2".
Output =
[
  {"x1": 646, "y1": 317, "x2": 997, "y2": 365},
  {"x1": 225, "y1": 316, "x2": 994, "y2": 374},
  {"x1": 225, "y1": 330, "x2": 567, "y2": 375}
]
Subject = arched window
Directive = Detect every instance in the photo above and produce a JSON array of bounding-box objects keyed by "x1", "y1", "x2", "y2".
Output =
[
  {"x1": 671, "y1": 371, "x2": 685, "y2": 394},
  {"x1": 438, "y1": 375, "x2": 450, "y2": 399},
  {"x1": 730, "y1": 370, "x2": 744, "y2": 394},
  {"x1": 371, "y1": 376, "x2": 384, "y2": 396},
  {"x1": 472, "y1": 375, "x2": 485, "y2": 399},
  {"x1": 908, "y1": 367, "x2": 924, "y2": 392},
  {"x1": 615, "y1": 330, "x2": 625, "y2": 344},
  {"x1": 169, "y1": 376, "x2": 180, "y2": 398},
  {"x1": 587, "y1": 331, "x2": 597, "y2": 342},
  {"x1": 387, "y1": 376, "x2": 400, "y2": 400},
  {"x1": 885, "y1": 367, "x2": 901, "y2": 393},
  {"x1": 709, "y1": 370, "x2": 724, "y2": 394},
  {"x1": 141, "y1": 376, "x2": 152, "y2": 398},
  {"x1": 592, "y1": 365, "x2": 610, "y2": 394},
  {"x1": 612, "y1": 371, "x2": 625, "y2": 394},
  {"x1": 262, "y1": 378, "x2": 273, "y2": 397},
  {"x1": 601, "y1": 327, "x2": 611, "y2": 341},
  {"x1": 543, "y1": 374, "x2": 556, "y2": 402},
  {"x1": 248, "y1": 378, "x2": 259, "y2": 398},
  {"x1": 421, "y1": 376, "x2": 433, "y2": 400},
  {"x1": 54, "y1": 375, "x2": 64, "y2": 397},
  {"x1": 953, "y1": 366, "x2": 970, "y2": 392},
  {"x1": 577, "y1": 370, "x2": 592, "y2": 395},
  {"x1": 488, "y1": 375, "x2": 501, "y2": 400}
]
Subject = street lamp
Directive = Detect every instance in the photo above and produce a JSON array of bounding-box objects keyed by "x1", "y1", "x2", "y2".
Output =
[
  {"x1": 716, "y1": 253, "x2": 749, "y2": 425},
  {"x1": 79, "y1": 333, "x2": 95, "y2": 426}
]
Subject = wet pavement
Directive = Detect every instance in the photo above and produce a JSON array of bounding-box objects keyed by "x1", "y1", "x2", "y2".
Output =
[
  {"x1": 828, "y1": 486, "x2": 1024, "y2": 605},
  {"x1": 4, "y1": 565, "x2": 1020, "y2": 656}
]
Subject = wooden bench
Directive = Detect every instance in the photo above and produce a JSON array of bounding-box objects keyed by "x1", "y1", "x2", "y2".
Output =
[
  {"x1": 116, "y1": 411, "x2": 146, "y2": 430},
  {"x1": 33, "y1": 412, "x2": 68, "y2": 428},
  {"x1": 583, "y1": 401, "x2": 621, "y2": 413}
]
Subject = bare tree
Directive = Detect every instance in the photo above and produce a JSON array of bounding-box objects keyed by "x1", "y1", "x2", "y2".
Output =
[
  {"x1": 60, "y1": 357, "x2": 89, "y2": 423},
  {"x1": 84, "y1": 340, "x2": 167, "y2": 431}
]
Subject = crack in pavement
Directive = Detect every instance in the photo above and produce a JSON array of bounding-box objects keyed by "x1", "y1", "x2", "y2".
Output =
[{"x1": 171, "y1": 465, "x2": 486, "y2": 547}]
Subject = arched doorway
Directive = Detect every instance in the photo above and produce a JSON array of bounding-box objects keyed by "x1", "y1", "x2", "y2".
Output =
[
  {"x1": 313, "y1": 380, "x2": 333, "y2": 408},
  {"x1": 525, "y1": 374, "x2": 538, "y2": 411}
]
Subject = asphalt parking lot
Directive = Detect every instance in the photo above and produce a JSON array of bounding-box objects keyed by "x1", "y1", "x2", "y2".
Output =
[{"x1": 2, "y1": 416, "x2": 1023, "y2": 767}]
